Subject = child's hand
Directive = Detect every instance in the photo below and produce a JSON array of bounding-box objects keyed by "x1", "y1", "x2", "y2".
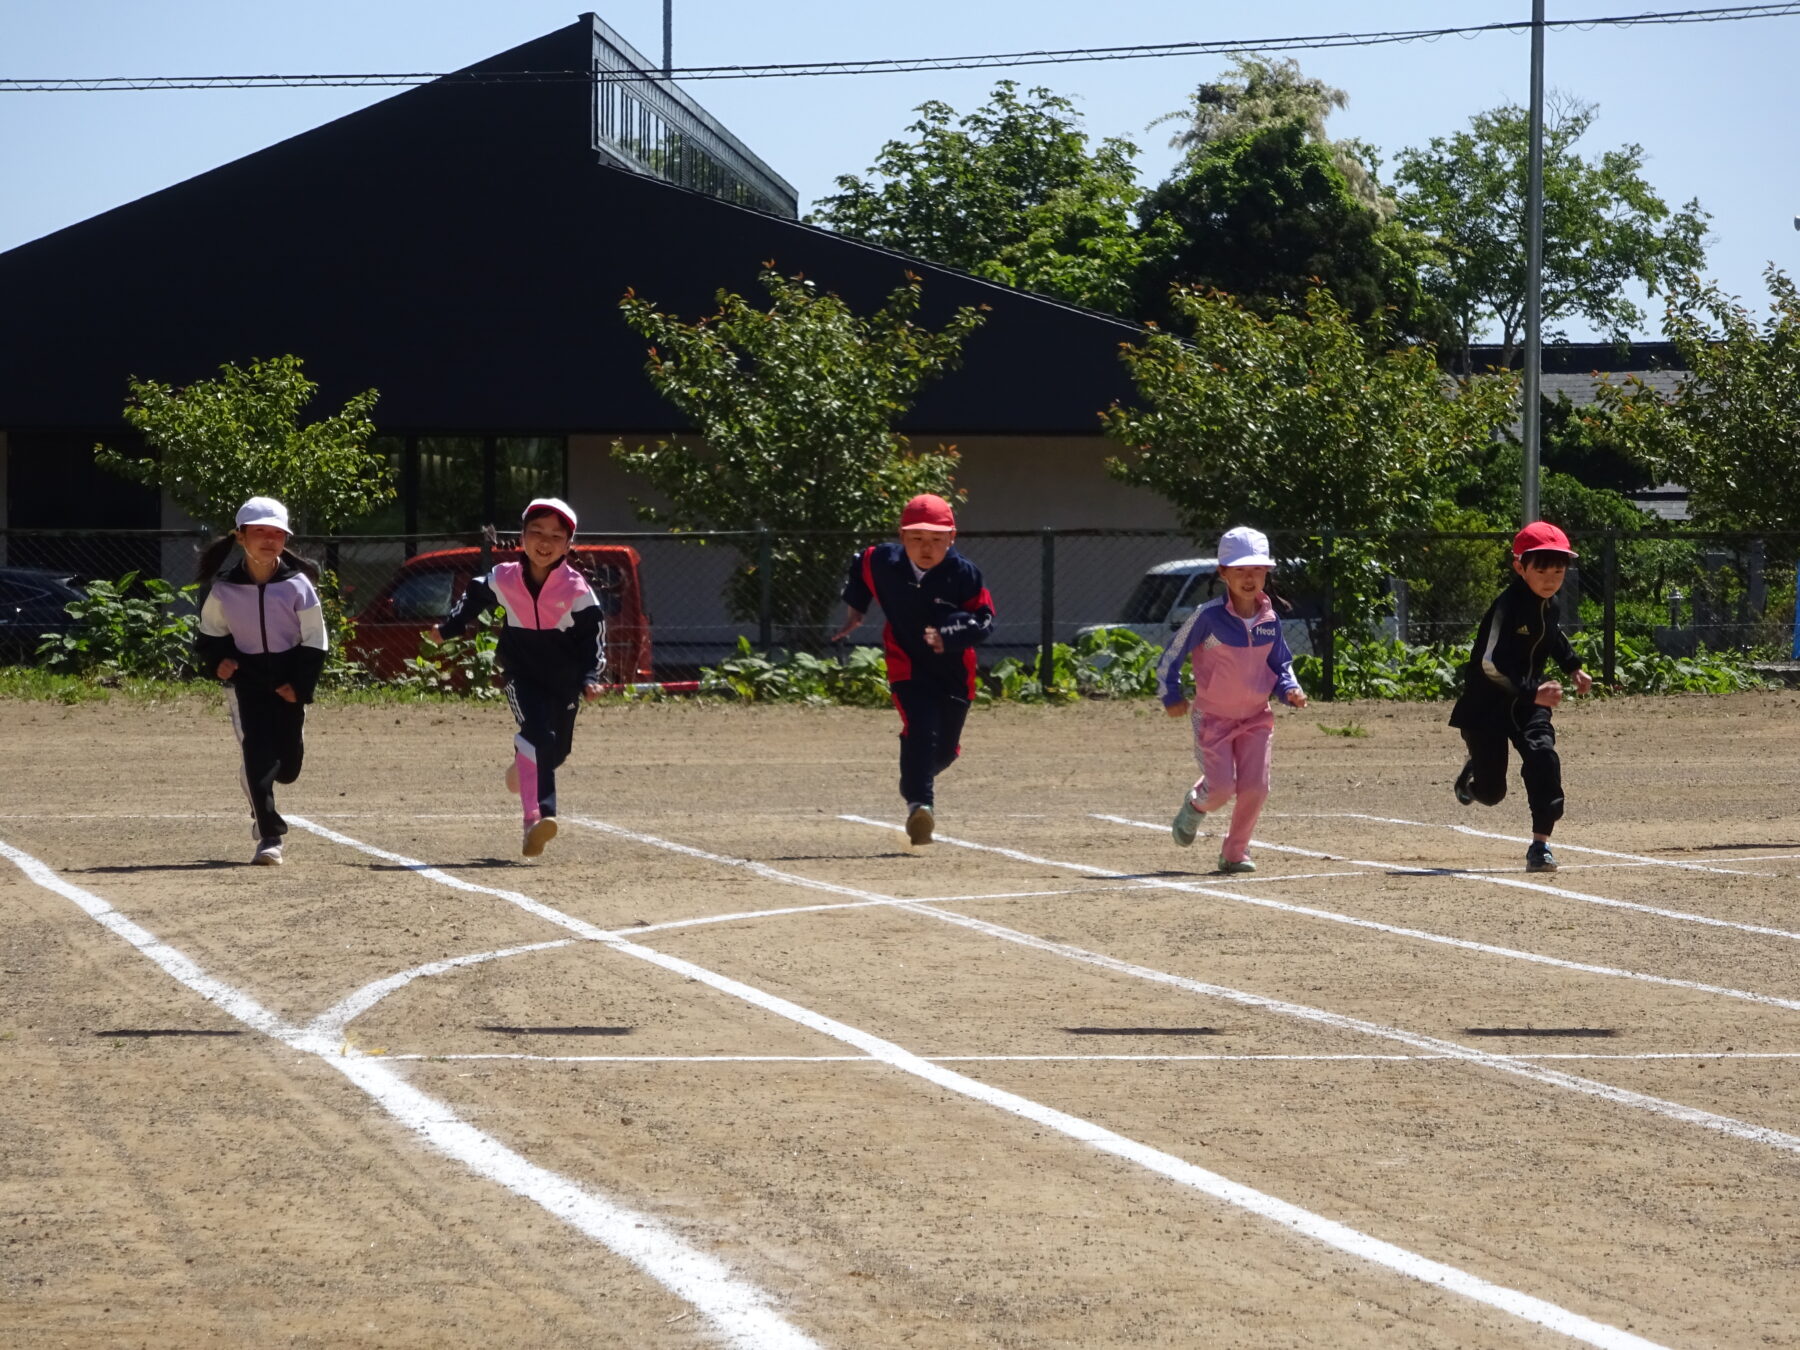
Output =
[
  {"x1": 215, "y1": 658, "x2": 238, "y2": 681},
  {"x1": 923, "y1": 626, "x2": 945, "y2": 653},
  {"x1": 1285, "y1": 689, "x2": 1308, "y2": 708},
  {"x1": 1535, "y1": 681, "x2": 1564, "y2": 709},
  {"x1": 829, "y1": 609, "x2": 865, "y2": 643},
  {"x1": 1573, "y1": 669, "x2": 1593, "y2": 696},
  {"x1": 583, "y1": 681, "x2": 603, "y2": 702},
  {"x1": 274, "y1": 683, "x2": 298, "y2": 704},
  {"x1": 1164, "y1": 699, "x2": 1190, "y2": 718}
]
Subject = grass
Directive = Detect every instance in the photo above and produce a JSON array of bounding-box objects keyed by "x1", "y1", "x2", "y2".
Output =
[
  {"x1": 0, "y1": 666, "x2": 466, "y2": 708},
  {"x1": 1318, "y1": 720, "x2": 1371, "y2": 738}
]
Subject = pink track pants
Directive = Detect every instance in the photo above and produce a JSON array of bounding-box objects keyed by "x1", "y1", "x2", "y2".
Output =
[{"x1": 1189, "y1": 706, "x2": 1275, "y2": 863}]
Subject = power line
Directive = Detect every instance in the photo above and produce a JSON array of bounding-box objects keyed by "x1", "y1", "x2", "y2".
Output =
[{"x1": 1, "y1": 3, "x2": 1796, "y2": 92}]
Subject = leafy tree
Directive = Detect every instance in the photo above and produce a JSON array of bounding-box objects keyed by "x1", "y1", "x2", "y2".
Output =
[
  {"x1": 1537, "y1": 392, "x2": 1657, "y2": 496},
  {"x1": 1134, "y1": 120, "x2": 1449, "y2": 343},
  {"x1": 613, "y1": 268, "x2": 986, "y2": 641},
  {"x1": 1156, "y1": 55, "x2": 1390, "y2": 214},
  {"x1": 1102, "y1": 286, "x2": 1518, "y2": 628},
  {"x1": 1595, "y1": 265, "x2": 1800, "y2": 533},
  {"x1": 1394, "y1": 98, "x2": 1708, "y2": 373},
  {"x1": 95, "y1": 354, "x2": 388, "y2": 533},
  {"x1": 810, "y1": 82, "x2": 1159, "y2": 315}
]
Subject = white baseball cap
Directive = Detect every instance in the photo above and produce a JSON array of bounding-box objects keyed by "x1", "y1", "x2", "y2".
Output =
[
  {"x1": 1217, "y1": 525, "x2": 1275, "y2": 569},
  {"x1": 522, "y1": 496, "x2": 577, "y2": 533},
  {"x1": 235, "y1": 496, "x2": 291, "y2": 533}
]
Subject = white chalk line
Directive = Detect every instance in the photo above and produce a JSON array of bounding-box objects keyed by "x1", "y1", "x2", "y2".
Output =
[
  {"x1": 1094, "y1": 820, "x2": 1800, "y2": 964},
  {"x1": 388, "y1": 1050, "x2": 1800, "y2": 1066},
  {"x1": 303, "y1": 817, "x2": 1670, "y2": 1350},
  {"x1": 307, "y1": 940, "x2": 578, "y2": 1045},
  {"x1": 831, "y1": 814, "x2": 1800, "y2": 1156},
  {"x1": 1268, "y1": 811, "x2": 1756, "y2": 876},
  {"x1": 0, "y1": 834, "x2": 821, "y2": 1350}
]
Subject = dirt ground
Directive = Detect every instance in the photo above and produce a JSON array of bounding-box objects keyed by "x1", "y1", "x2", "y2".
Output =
[{"x1": 5, "y1": 689, "x2": 1800, "y2": 1348}]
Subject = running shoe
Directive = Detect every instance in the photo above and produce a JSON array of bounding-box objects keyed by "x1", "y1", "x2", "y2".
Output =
[
  {"x1": 252, "y1": 838, "x2": 284, "y2": 866},
  {"x1": 1171, "y1": 793, "x2": 1205, "y2": 847},
  {"x1": 1217, "y1": 855, "x2": 1257, "y2": 875},
  {"x1": 1525, "y1": 841, "x2": 1557, "y2": 873},
  {"x1": 1453, "y1": 763, "x2": 1475, "y2": 807},
  {"x1": 522, "y1": 817, "x2": 558, "y2": 858},
  {"x1": 905, "y1": 803, "x2": 935, "y2": 847}
]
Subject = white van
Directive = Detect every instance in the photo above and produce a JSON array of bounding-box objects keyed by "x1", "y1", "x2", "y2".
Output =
[{"x1": 1079, "y1": 557, "x2": 1326, "y2": 657}]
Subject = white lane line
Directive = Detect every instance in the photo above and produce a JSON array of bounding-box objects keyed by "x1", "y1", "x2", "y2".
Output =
[
  {"x1": 388, "y1": 1050, "x2": 1800, "y2": 1065},
  {"x1": 1269, "y1": 812, "x2": 1754, "y2": 875},
  {"x1": 828, "y1": 814, "x2": 1800, "y2": 1155},
  {"x1": 307, "y1": 941, "x2": 576, "y2": 1044},
  {"x1": 1097, "y1": 814, "x2": 1800, "y2": 947},
  {"x1": 302, "y1": 819, "x2": 1669, "y2": 1350},
  {"x1": 0, "y1": 835, "x2": 821, "y2": 1350}
]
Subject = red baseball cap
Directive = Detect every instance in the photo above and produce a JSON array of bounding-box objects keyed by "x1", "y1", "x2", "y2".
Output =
[
  {"x1": 899, "y1": 493, "x2": 957, "y2": 532},
  {"x1": 1512, "y1": 521, "x2": 1577, "y2": 559}
]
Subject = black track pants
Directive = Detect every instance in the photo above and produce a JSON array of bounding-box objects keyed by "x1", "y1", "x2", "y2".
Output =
[
  {"x1": 1459, "y1": 703, "x2": 1564, "y2": 836},
  {"x1": 506, "y1": 679, "x2": 579, "y2": 819},
  {"x1": 891, "y1": 679, "x2": 969, "y2": 808},
  {"x1": 226, "y1": 685, "x2": 306, "y2": 839}
]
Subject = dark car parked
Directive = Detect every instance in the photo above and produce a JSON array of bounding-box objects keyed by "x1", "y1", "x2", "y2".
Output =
[{"x1": 0, "y1": 567, "x2": 85, "y2": 663}]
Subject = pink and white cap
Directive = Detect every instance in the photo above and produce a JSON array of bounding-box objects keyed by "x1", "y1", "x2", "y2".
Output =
[
  {"x1": 522, "y1": 496, "x2": 578, "y2": 534},
  {"x1": 1217, "y1": 525, "x2": 1275, "y2": 569}
]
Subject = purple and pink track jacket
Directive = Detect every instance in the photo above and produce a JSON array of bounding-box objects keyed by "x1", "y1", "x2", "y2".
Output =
[
  {"x1": 1156, "y1": 593, "x2": 1302, "y2": 719},
  {"x1": 440, "y1": 560, "x2": 606, "y2": 693}
]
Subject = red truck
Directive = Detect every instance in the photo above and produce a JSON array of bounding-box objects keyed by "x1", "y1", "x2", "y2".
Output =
[{"x1": 349, "y1": 544, "x2": 653, "y2": 684}]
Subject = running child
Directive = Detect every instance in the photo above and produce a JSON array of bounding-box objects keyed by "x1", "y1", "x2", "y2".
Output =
[
  {"x1": 832, "y1": 493, "x2": 994, "y2": 846},
  {"x1": 194, "y1": 496, "x2": 329, "y2": 866},
  {"x1": 1157, "y1": 526, "x2": 1307, "y2": 874},
  {"x1": 438, "y1": 497, "x2": 605, "y2": 858},
  {"x1": 1449, "y1": 521, "x2": 1593, "y2": 873}
]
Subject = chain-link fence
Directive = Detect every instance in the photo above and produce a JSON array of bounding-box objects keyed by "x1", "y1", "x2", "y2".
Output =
[{"x1": 4, "y1": 525, "x2": 1797, "y2": 696}]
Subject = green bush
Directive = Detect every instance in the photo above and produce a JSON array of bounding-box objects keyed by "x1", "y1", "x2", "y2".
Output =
[
  {"x1": 35, "y1": 573, "x2": 199, "y2": 680},
  {"x1": 698, "y1": 638, "x2": 891, "y2": 706},
  {"x1": 393, "y1": 612, "x2": 503, "y2": 699}
]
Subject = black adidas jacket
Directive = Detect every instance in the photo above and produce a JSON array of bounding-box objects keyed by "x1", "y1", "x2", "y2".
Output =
[{"x1": 1449, "y1": 574, "x2": 1581, "y2": 728}]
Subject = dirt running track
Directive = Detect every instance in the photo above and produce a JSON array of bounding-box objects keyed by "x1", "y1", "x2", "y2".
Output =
[{"x1": 5, "y1": 690, "x2": 1800, "y2": 1348}]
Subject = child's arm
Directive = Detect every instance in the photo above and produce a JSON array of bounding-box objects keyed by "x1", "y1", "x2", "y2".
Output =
[
  {"x1": 437, "y1": 574, "x2": 498, "y2": 640},
  {"x1": 281, "y1": 577, "x2": 329, "y2": 705},
  {"x1": 832, "y1": 547, "x2": 876, "y2": 641},
  {"x1": 571, "y1": 588, "x2": 607, "y2": 697},
  {"x1": 195, "y1": 587, "x2": 241, "y2": 680},
  {"x1": 931, "y1": 578, "x2": 996, "y2": 651},
  {"x1": 1156, "y1": 608, "x2": 1203, "y2": 712},
  {"x1": 1267, "y1": 626, "x2": 1307, "y2": 708}
]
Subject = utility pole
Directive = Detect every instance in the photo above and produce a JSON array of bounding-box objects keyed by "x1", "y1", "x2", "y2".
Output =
[
  {"x1": 1522, "y1": 0, "x2": 1547, "y2": 523},
  {"x1": 662, "y1": 0, "x2": 673, "y2": 78}
]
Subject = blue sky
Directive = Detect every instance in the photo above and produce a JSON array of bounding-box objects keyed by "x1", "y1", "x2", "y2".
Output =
[{"x1": 3, "y1": 1, "x2": 1795, "y2": 341}]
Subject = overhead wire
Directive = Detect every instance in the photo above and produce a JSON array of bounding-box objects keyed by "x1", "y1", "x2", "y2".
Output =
[{"x1": 0, "y1": 3, "x2": 1797, "y2": 92}]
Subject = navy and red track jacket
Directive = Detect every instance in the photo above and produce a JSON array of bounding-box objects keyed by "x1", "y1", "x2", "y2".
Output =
[{"x1": 842, "y1": 542, "x2": 995, "y2": 694}]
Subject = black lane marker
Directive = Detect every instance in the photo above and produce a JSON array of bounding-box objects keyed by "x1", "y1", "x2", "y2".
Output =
[
  {"x1": 478, "y1": 1025, "x2": 634, "y2": 1037},
  {"x1": 1063, "y1": 1027, "x2": 1221, "y2": 1037},
  {"x1": 94, "y1": 1028, "x2": 243, "y2": 1038},
  {"x1": 1463, "y1": 1028, "x2": 1617, "y2": 1038}
]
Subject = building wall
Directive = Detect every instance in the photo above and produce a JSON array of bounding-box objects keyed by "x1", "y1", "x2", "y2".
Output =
[{"x1": 0, "y1": 432, "x2": 7, "y2": 565}]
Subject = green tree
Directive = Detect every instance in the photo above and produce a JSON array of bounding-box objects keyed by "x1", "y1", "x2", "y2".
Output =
[
  {"x1": 95, "y1": 354, "x2": 388, "y2": 532},
  {"x1": 1595, "y1": 265, "x2": 1800, "y2": 533},
  {"x1": 810, "y1": 82, "x2": 1159, "y2": 315},
  {"x1": 1102, "y1": 286, "x2": 1518, "y2": 627},
  {"x1": 613, "y1": 268, "x2": 987, "y2": 641},
  {"x1": 1394, "y1": 98, "x2": 1709, "y2": 373}
]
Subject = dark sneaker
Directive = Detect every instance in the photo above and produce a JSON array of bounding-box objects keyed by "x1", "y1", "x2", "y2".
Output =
[
  {"x1": 252, "y1": 838, "x2": 284, "y2": 866},
  {"x1": 1526, "y1": 841, "x2": 1557, "y2": 873},
  {"x1": 1171, "y1": 794, "x2": 1205, "y2": 847},
  {"x1": 1453, "y1": 763, "x2": 1475, "y2": 807},
  {"x1": 1217, "y1": 855, "x2": 1257, "y2": 874},
  {"x1": 905, "y1": 803, "x2": 935, "y2": 847},
  {"x1": 522, "y1": 817, "x2": 558, "y2": 858}
]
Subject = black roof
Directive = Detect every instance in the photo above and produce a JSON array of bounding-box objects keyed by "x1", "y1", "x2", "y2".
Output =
[{"x1": 0, "y1": 18, "x2": 1141, "y2": 439}]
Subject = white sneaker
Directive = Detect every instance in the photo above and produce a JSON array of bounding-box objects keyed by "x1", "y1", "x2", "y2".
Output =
[
  {"x1": 522, "y1": 817, "x2": 558, "y2": 858},
  {"x1": 252, "y1": 838, "x2": 284, "y2": 866},
  {"x1": 905, "y1": 803, "x2": 934, "y2": 846}
]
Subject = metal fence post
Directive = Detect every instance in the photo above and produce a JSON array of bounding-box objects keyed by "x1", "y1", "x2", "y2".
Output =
[
  {"x1": 1320, "y1": 530, "x2": 1336, "y2": 702},
  {"x1": 757, "y1": 524, "x2": 773, "y2": 649},
  {"x1": 1038, "y1": 527, "x2": 1056, "y2": 690},
  {"x1": 1602, "y1": 531, "x2": 1617, "y2": 686}
]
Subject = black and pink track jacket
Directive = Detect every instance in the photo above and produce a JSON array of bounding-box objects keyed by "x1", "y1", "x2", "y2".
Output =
[
  {"x1": 441, "y1": 559, "x2": 605, "y2": 694},
  {"x1": 841, "y1": 542, "x2": 994, "y2": 694},
  {"x1": 195, "y1": 558, "x2": 328, "y2": 702}
]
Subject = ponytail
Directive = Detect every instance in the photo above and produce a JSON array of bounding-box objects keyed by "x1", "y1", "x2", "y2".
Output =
[
  {"x1": 195, "y1": 534, "x2": 236, "y2": 588},
  {"x1": 1264, "y1": 572, "x2": 1295, "y2": 615},
  {"x1": 285, "y1": 549, "x2": 322, "y2": 583}
]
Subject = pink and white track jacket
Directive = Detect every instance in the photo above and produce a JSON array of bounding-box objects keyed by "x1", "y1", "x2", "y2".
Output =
[{"x1": 1155, "y1": 593, "x2": 1302, "y2": 719}]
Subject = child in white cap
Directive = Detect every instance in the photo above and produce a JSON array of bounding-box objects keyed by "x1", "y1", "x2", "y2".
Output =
[
  {"x1": 194, "y1": 497, "x2": 329, "y2": 865},
  {"x1": 438, "y1": 498, "x2": 606, "y2": 858},
  {"x1": 1154, "y1": 526, "x2": 1307, "y2": 873}
]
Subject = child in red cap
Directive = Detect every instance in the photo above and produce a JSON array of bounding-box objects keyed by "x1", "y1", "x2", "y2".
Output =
[
  {"x1": 832, "y1": 494, "x2": 995, "y2": 845},
  {"x1": 1449, "y1": 521, "x2": 1593, "y2": 871}
]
